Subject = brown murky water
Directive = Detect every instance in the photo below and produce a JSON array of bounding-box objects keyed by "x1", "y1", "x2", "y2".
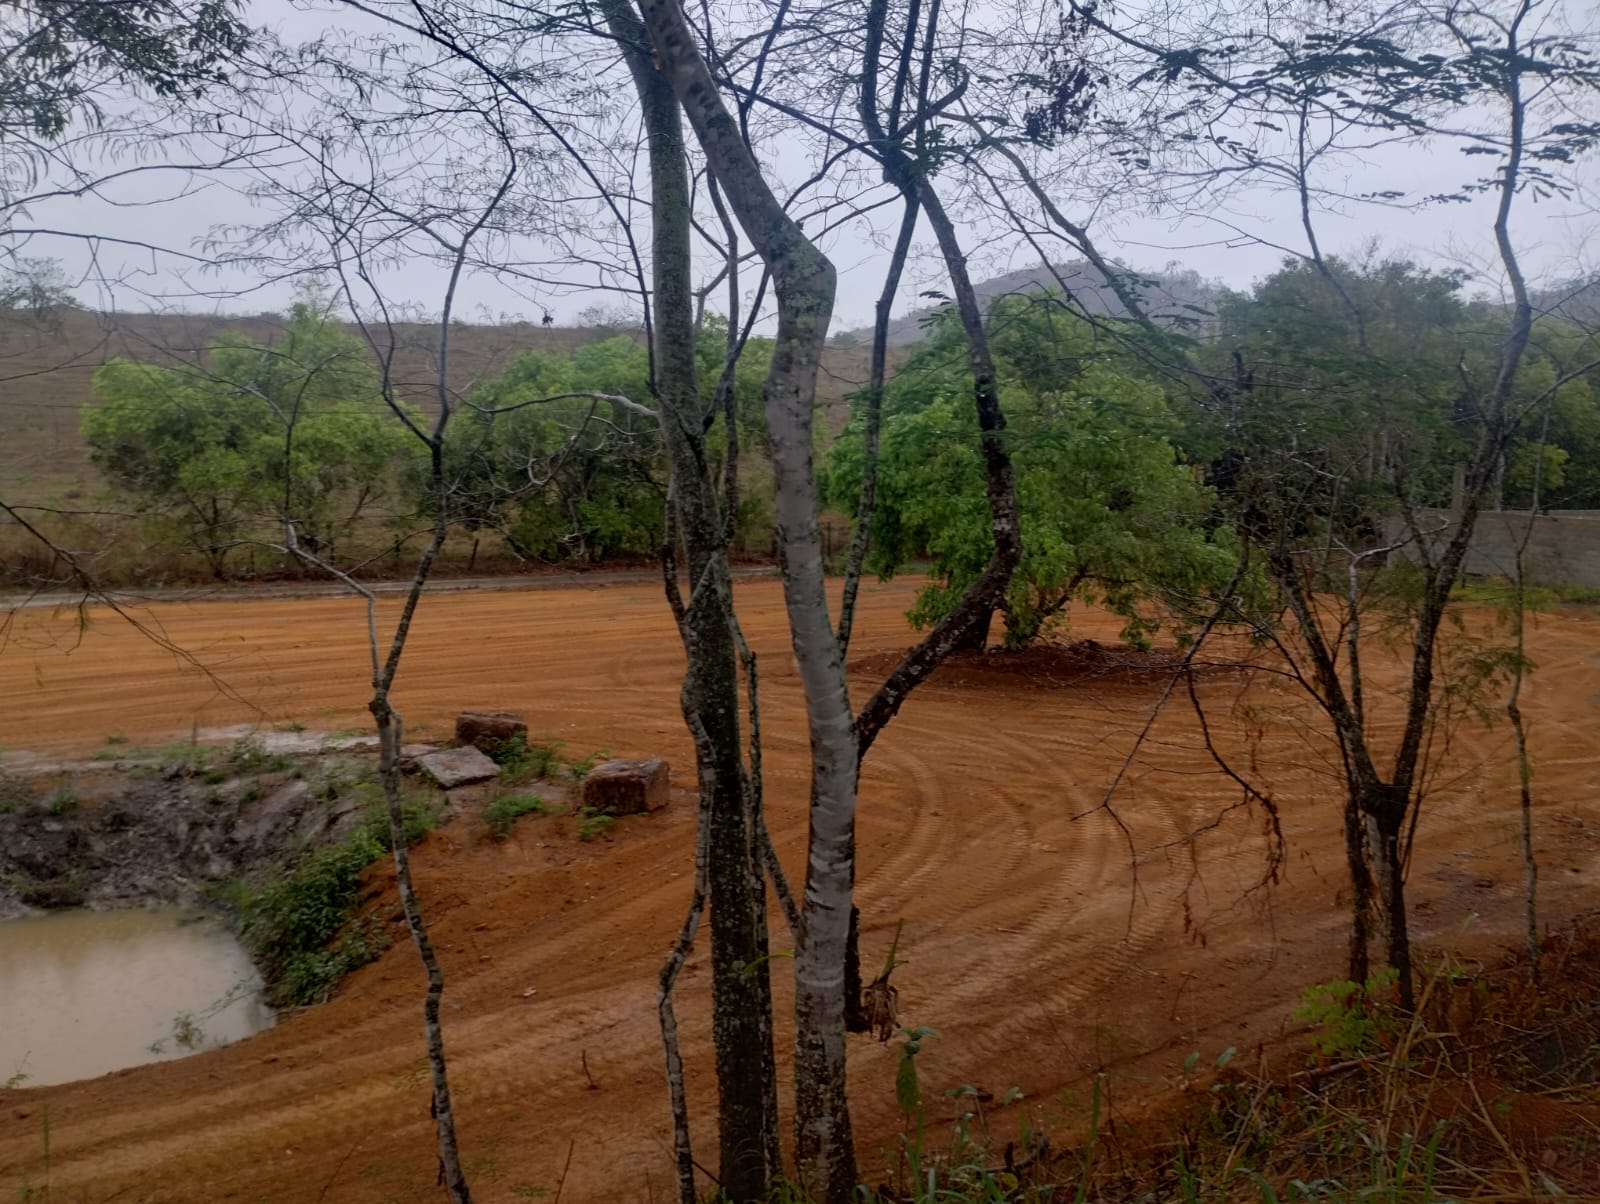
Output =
[{"x1": 0, "y1": 908, "x2": 273, "y2": 1087}]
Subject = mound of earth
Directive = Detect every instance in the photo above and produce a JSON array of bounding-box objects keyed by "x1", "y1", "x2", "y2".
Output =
[{"x1": 852, "y1": 636, "x2": 1239, "y2": 692}]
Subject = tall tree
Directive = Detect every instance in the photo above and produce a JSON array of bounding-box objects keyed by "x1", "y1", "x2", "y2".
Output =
[
  {"x1": 1062, "y1": 0, "x2": 1600, "y2": 1005},
  {"x1": 634, "y1": 2, "x2": 860, "y2": 1191},
  {"x1": 632, "y1": 0, "x2": 1028, "y2": 1194},
  {"x1": 830, "y1": 298, "x2": 1251, "y2": 651},
  {"x1": 598, "y1": 2, "x2": 785, "y2": 1197}
]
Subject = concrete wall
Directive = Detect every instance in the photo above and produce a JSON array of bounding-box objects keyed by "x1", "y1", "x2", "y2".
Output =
[{"x1": 1388, "y1": 509, "x2": 1600, "y2": 589}]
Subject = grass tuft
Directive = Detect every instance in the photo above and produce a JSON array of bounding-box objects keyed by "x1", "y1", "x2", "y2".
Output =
[{"x1": 483, "y1": 791, "x2": 553, "y2": 841}]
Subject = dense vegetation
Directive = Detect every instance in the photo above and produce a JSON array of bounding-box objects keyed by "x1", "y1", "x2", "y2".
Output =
[
  {"x1": 14, "y1": 300, "x2": 782, "y2": 583},
  {"x1": 6, "y1": 0, "x2": 1600, "y2": 1197}
]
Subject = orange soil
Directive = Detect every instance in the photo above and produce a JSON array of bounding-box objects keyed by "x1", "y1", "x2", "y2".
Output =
[{"x1": 4, "y1": 576, "x2": 1600, "y2": 1203}]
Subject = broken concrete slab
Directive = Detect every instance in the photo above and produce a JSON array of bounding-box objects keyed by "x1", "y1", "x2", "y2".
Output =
[{"x1": 416, "y1": 746, "x2": 501, "y2": 789}]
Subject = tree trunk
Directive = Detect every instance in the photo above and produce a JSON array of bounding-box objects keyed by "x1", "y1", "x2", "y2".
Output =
[
  {"x1": 1342, "y1": 792, "x2": 1371, "y2": 987},
  {"x1": 1363, "y1": 783, "x2": 1414, "y2": 1010},
  {"x1": 373, "y1": 699, "x2": 473, "y2": 1202},
  {"x1": 1372, "y1": 819, "x2": 1414, "y2": 1011},
  {"x1": 633, "y1": 4, "x2": 858, "y2": 1196},
  {"x1": 602, "y1": 5, "x2": 780, "y2": 1196},
  {"x1": 953, "y1": 606, "x2": 994, "y2": 652}
]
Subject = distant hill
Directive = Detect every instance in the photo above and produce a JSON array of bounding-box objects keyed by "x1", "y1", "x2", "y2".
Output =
[
  {"x1": 0, "y1": 308, "x2": 874, "y2": 502},
  {"x1": 0, "y1": 262, "x2": 1219, "y2": 503},
  {"x1": 1540, "y1": 274, "x2": 1600, "y2": 326},
  {"x1": 836, "y1": 260, "x2": 1225, "y2": 347}
]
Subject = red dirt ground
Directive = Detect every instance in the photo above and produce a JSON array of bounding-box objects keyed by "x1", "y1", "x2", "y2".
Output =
[{"x1": 4, "y1": 575, "x2": 1600, "y2": 1202}]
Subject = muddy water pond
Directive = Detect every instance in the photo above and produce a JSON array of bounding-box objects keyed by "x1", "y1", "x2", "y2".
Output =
[{"x1": 0, "y1": 908, "x2": 273, "y2": 1087}]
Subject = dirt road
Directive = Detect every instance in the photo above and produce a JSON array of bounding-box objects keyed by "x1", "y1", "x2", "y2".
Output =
[{"x1": 4, "y1": 577, "x2": 1599, "y2": 1202}]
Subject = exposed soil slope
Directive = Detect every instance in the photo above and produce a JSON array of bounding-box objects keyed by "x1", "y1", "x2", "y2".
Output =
[{"x1": 3, "y1": 577, "x2": 1599, "y2": 1202}]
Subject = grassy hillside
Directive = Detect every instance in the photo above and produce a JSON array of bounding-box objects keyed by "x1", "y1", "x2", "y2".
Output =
[{"x1": 0, "y1": 308, "x2": 877, "y2": 504}]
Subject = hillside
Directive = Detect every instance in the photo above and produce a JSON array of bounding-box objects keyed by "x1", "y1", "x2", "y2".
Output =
[
  {"x1": 0, "y1": 308, "x2": 877, "y2": 501},
  {"x1": 0, "y1": 263, "x2": 1213, "y2": 501},
  {"x1": 838, "y1": 259, "x2": 1225, "y2": 346}
]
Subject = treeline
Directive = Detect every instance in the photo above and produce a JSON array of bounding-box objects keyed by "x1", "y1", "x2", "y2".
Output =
[
  {"x1": 24, "y1": 256, "x2": 1600, "y2": 596},
  {"x1": 828, "y1": 255, "x2": 1600, "y2": 649},
  {"x1": 49, "y1": 304, "x2": 779, "y2": 583}
]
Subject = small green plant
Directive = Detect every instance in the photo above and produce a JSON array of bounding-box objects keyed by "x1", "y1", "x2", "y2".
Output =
[
  {"x1": 567, "y1": 748, "x2": 609, "y2": 782},
  {"x1": 484, "y1": 792, "x2": 552, "y2": 841},
  {"x1": 277, "y1": 720, "x2": 308, "y2": 734},
  {"x1": 44, "y1": 789, "x2": 79, "y2": 816},
  {"x1": 103, "y1": 730, "x2": 129, "y2": 746},
  {"x1": 224, "y1": 735, "x2": 291, "y2": 775},
  {"x1": 575, "y1": 807, "x2": 616, "y2": 842},
  {"x1": 1293, "y1": 969, "x2": 1400, "y2": 1060},
  {"x1": 489, "y1": 733, "x2": 564, "y2": 780}
]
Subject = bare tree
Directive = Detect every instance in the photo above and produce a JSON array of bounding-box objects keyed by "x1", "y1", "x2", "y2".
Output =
[
  {"x1": 1047, "y1": 0, "x2": 1600, "y2": 1005},
  {"x1": 210, "y1": 43, "x2": 592, "y2": 1199}
]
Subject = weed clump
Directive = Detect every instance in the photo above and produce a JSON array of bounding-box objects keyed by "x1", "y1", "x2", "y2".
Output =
[
  {"x1": 234, "y1": 794, "x2": 441, "y2": 1008},
  {"x1": 44, "y1": 788, "x2": 78, "y2": 816},
  {"x1": 488, "y1": 733, "x2": 563, "y2": 780},
  {"x1": 223, "y1": 735, "x2": 291, "y2": 776},
  {"x1": 576, "y1": 807, "x2": 616, "y2": 842},
  {"x1": 483, "y1": 792, "x2": 551, "y2": 841}
]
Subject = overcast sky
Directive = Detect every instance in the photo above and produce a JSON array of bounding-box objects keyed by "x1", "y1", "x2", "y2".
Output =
[{"x1": 18, "y1": 0, "x2": 1598, "y2": 331}]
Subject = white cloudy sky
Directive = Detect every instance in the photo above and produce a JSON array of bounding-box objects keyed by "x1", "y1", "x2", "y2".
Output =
[{"x1": 16, "y1": 0, "x2": 1598, "y2": 330}]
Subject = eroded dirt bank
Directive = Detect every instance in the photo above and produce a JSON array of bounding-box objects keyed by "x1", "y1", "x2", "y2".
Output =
[
  {"x1": 4, "y1": 577, "x2": 1600, "y2": 1202},
  {"x1": 0, "y1": 747, "x2": 391, "y2": 920}
]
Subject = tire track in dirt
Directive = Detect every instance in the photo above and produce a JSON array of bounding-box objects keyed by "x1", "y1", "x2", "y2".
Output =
[{"x1": 7, "y1": 581, "x2": 1600, "y2": 1202}]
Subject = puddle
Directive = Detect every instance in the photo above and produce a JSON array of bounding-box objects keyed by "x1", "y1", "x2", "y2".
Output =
[{"x1": 0, "y1": 908, "x2": 273, "y2": 1087}]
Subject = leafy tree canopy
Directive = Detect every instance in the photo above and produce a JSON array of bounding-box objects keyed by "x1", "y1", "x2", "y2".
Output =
[
  {"x1": 0, "y1": 257, "x2": 80, "y2": 315},
  {"x1": 83, "y1": 302, "x2": 409, "y2": 575},
  {"x1": 1201, "y1": 257, "x2": 1600, "y2": 537},
  {"x1": 830, "y1": 297, "x2": 1254, "y2": 648},
  {"x1": 438, "y1": 336, "x2": 663, "y2": 561},
  {"x1": 2, "y1": 0, "x2": 250, "y2": 139}
]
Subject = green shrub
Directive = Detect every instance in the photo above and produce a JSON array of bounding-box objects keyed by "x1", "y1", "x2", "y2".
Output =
[
  {"x1": 484, "y1": 792, "x2": 551, "y2": 841},
  {"x1": 238, "y1": 830, "x2": 386, "y2": 1007},
  {"x1": 360, "y1": 790, "x2": 442, "y2": 848},
  {"x1": 277, "y1": 917, "x2": 389, "y2": 1009},
  {"x1": 489, "y1": 733, "x2": 564, "y2": 780},
  {"x1": 235, "y1": 781, "x2": 444, "y2": 1008},
  {"x1": 1293, "y1": 969, "x2": 1400, "y2": 1059},
  {"x1": 576, "y1": 807, "x2": 616, "y2": 842}
]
